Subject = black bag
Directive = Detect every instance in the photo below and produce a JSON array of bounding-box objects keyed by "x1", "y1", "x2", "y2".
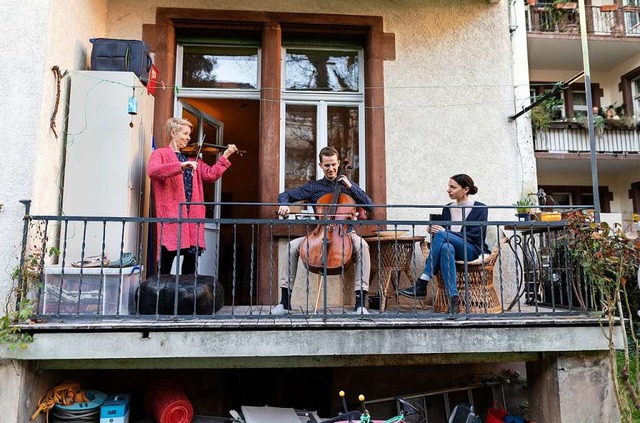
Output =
[
  {"x1": 136, "y1": 275, "x2": 224, "y2": 315},
  {"x1": 90, "y1": 38, "x2": 152, "y2": 85}
]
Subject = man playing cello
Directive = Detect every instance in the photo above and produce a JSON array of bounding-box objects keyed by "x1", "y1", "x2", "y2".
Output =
[{"x1": 275, "y1": 146, "x2": 374, "y2": 315}]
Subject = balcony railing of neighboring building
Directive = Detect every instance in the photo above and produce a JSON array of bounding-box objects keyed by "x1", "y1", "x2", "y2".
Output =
[
  {"x1": 526, "y1": 2, "x2": 640, "y2": 36},
  {"x1": 15, "y1": 201, "x2": 597, "y2": 324},
  {"x1": 533, "y1": 120, "x2": 640, "y2": 153}
]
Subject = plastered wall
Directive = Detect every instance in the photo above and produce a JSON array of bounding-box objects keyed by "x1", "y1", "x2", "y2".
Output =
[{"x1": 0, "y1": 0, "x2": 526, "y2": 302}]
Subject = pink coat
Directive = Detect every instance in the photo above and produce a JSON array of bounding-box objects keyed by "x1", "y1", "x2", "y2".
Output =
[{"x1": 147, "y1": 145, "x2": 231, "y2": 252}]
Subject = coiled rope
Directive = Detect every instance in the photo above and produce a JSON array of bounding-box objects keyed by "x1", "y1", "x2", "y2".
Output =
[{"x1": 30, "y1": 381, "x2": 90, "y2": 422}]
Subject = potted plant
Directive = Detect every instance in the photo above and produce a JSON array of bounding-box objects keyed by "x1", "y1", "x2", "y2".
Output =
[
  {"x1": 513, "y1": 197, "x2": 535, "y2": 221},
  {"x1": 530, "y1": 93, "x2": 564, "y2": 136}
]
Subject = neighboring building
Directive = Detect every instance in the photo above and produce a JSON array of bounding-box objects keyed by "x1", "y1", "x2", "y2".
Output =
[
  {"x1": 524, "y1": 0, "x2": 640, "y2": 222},
  {"x1": 0, "y1": 1, "x2": 621, "y2": 422}
]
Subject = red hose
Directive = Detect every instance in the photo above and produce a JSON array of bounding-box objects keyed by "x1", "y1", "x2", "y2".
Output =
[{"x1": 145, "y1": 380, "x2": 194, "y2": 423}]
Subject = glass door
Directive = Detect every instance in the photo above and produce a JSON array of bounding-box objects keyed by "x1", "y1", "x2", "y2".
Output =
[{"x1": 177, "y1": 100, "x2": 225, "y2": 277}]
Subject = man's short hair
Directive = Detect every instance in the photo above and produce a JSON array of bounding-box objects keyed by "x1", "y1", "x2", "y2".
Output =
[{"x1": 318, "y1": 146, "x2": 339, "y2": 162}]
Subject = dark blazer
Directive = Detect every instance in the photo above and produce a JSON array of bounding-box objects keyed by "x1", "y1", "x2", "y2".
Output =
[{"x1": 441, "y1": 201, "x2": 490, "y2": 255}]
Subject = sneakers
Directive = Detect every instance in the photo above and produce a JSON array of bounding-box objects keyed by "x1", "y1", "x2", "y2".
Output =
[
  {"x1": 271, "y1": 303, "x2": 291, "y2": 316},
  {"x1": 272, "y1": 287, "x2": 292, "y2": 316},
  {"x1": 398, "y1": 278, "x2": 428, "y2": 299},
  {"x1": 352, "y1": 291, "x2": 370, "y2": 314}
]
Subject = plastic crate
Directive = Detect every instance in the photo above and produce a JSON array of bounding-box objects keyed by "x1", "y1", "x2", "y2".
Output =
[{"x1": 40, "y1": 266, "x2": 142, "y2": 315}]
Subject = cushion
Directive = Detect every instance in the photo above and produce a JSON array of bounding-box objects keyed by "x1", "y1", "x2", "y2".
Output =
[{"x1": 136, "y1": 275, "x2": 224, "y2": 315}]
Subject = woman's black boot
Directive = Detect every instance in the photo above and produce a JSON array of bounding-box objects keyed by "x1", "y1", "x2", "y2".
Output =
[
  {"x1": 398, "y1": 278, "x2": 428, "y2": 298},
  {"x1": 449, "y1": 295, "x2": 460, "y2": 314}
]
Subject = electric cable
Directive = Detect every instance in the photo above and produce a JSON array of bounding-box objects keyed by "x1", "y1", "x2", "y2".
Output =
[{"x1": 50, "y1": 406, "x2": 100, "y2": 423}]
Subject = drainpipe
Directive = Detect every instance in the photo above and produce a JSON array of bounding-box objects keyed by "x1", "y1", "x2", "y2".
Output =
[{"x1": 578, "y1": 0, "x2": 602, "y2": 222}]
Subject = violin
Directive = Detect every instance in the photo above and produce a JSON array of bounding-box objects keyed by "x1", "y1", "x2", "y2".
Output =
[
  {"x1": 181, "y1": 142, "x2": 247, "y2": 157},
  {"x1": 300, "y1": 159, "x2": 356, "y2": 275}
]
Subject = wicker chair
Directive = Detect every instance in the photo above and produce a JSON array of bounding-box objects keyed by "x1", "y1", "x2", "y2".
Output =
[{"x1": 421, "y1": 237, "x2": 506, "y2": 314}]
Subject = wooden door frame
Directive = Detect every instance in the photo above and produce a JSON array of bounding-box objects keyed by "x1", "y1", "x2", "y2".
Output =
[{"x1": 143, "y1": 8, "x2": 395, "y2": 303}]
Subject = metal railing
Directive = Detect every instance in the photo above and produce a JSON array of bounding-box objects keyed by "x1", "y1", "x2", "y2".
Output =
[
  {"x1": 18, "y1": 201, "x2": 596, "y2": 322},
  {"x1": 534, "y1": 122, "x2": 640, "y2": 153},
  {"x1": 526, "y1": 2, "x2": 640, "y2": 36}
]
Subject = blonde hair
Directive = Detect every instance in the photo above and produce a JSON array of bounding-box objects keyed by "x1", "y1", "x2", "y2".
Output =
[{"x1": 164, "y1": 117, "x2": 193, "y2": 144}]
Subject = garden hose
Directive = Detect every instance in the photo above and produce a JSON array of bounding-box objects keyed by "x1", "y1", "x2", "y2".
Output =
[{"x1": 30, "y1": 381, "x2": 104, "y2": 423}]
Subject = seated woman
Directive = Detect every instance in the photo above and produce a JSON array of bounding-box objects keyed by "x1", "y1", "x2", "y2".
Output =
[
  {"x1": 398, "y1": 174, "x2": 489, "y2": 313},
  {"x1": 605, "y1": 107, "x2": 620, "y2": 120}
]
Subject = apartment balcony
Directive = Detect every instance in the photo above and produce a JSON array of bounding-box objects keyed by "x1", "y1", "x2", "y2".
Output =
[
  {"x1": 526, "y1": 2, "x2": 640, "y2": 70},
  {"x1": 3, "y1": 202, "x2": 616, "y2": 366},
  {"x1": 533, "y1": 120, "x2": 640, "y2": 153}
]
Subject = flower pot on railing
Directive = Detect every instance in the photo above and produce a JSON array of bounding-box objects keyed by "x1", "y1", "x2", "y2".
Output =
[
  {"x1": 600, "y1": 4, "x2": 619, "y2": 12},
  {"x1": 516, "y1": 213, "x2": 532, "y2": 221},
  {"x1": 554, "y1": 2, "x2": 577, "y2": 9},
  {"x1": 527, "y1": 0, "x2": 536, "y2": 5}
]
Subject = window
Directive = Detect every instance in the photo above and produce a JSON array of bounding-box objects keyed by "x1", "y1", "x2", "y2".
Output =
[
  {"x1": 285, "y1": 48, "x2": 360, "y2": 92},
  {"x1": 632, "y1": 77, "x2": 640, "y2": 118},
  {"x1": 624, "y1": 0, "x2": 640, "y2": 35},
  {"x1": 530, "y1": 82, "x2": 601, "y2": 119},
  {"x1": 539, "y1": 185, "x2": 612, "y2": 213},
  {"x1": 281, "y1": 47, "x2": 365, "y2": 191},
  {"x1": 572, "y1": 90, "x2": 588, "y2": 118},
  {"x1": 178, "y1": 45, "x2": 259, "y2": 90}
]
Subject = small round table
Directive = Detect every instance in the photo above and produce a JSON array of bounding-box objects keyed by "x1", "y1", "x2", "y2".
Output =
[{"x1": 364, "y1": 235, "x2": 425, "y2": 311}]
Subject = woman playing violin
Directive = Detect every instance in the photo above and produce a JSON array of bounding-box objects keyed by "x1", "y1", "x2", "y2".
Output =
[
  {"x1": 275, "y1": 146, "x2": 374, "y2": 315},
  {"x1": 148, "y1": 117, "x2": 238, "y2": 275}
]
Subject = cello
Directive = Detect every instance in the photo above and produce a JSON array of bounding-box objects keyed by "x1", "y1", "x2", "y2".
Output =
[{"x1": 300, "y1": 159, "x2": 357, "y2": 275}]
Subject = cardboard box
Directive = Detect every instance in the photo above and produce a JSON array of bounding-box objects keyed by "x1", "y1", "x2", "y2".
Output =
[{"x1": 40, "y1": 266, "x2": 142, "y2": 315}]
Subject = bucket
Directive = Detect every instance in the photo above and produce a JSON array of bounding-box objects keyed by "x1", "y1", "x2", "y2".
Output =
[{"x1": 145, "y1": 380, "x2": 194, "y2": 423}]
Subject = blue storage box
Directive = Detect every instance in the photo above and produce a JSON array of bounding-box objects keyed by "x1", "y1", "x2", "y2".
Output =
[{"x1": 100, "y1": 394, "x2": 130, "y2": 423}]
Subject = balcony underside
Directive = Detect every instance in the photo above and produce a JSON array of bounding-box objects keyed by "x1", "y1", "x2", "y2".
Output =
[
  {"x1": 527, "y1": 34, "x2": 640, "y2": 71},
  {"x1": 6, "y1": 304, "x2": 618, "y2": 368}
]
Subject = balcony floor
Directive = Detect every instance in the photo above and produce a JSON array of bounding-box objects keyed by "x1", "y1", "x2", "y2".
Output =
[{"x1": 24, "y1": 303, "x2": 600, "y2": 332}]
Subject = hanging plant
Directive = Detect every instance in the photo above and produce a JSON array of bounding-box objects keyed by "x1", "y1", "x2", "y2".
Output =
[{"x1": 563, "y1": 210, "x2": 640, "y2": 422}]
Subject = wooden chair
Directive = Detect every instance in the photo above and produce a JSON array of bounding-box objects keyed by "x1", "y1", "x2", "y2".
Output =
[{"x1": 421, "y1": 237, "x2": 506, "y2": 314}]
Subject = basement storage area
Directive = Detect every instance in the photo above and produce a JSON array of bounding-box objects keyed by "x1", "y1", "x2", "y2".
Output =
[{"x1": 24, "y1": 361, "x2": 530, "y2": 422}]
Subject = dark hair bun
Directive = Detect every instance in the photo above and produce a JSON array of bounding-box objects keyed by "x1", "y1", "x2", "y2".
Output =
[{"x1": 469, "y1": 186, "x2": 478, "y2": 195}]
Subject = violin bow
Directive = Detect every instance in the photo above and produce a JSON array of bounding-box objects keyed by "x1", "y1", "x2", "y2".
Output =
[{"x1": 196, "y1": 134, "x2": 206, "y2": 159}]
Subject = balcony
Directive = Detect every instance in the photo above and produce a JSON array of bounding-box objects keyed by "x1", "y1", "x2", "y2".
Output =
[
  {"x1": 526, "y1": 2, "x2": 640, "y2": 36},
  {"x1": 15, "y1": 204, "x2": 594, "y2": 317},
  {"x1": 525, "y1": 2, "x2": 640, "y2": 71},
  {"x1": 533, "y1": 121, "x2": 640, "y2": 153},
  {"x1": 4, "y1": 201, "x2": 618, "y2": 367}
]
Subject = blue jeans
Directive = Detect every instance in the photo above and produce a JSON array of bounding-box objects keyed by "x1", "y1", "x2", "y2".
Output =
[{"x1": 422, "y1": 231, "x2": 478, "y2": 297}]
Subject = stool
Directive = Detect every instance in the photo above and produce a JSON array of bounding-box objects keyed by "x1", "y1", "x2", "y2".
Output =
[
  {"x1": 366, "y1": 235, "x2": 425, "y2": 311},
  {"x1": 430, "y1": 239, "x2": 505, "y2": 314}
]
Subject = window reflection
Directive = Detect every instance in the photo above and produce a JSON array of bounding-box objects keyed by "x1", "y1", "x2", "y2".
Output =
[
  {"x1": 285, "y1": 49, "x2": 359, "y2": 92},
  {"x1": 182, "y1": 45, "x2": 258, "y2": 89},
  {"x1": 328, "y1": 106, "x2": 359, "y2": 185},
  {"x1": 285, "y1": 105, "x2": 317, "y2": 189}
]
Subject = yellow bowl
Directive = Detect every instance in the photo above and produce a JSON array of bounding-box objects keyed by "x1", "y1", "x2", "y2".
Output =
[{"x1": 540, "y1": 212, "x2": 562, "y2": 221}]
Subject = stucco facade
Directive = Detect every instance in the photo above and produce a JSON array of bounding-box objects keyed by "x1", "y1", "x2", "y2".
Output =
[
  {"x1": 9, "y1": 2, "x2": 624, "y2": 423},
  {"x1": 0, "y1": 0, "x2": 535, "y2": 312}
]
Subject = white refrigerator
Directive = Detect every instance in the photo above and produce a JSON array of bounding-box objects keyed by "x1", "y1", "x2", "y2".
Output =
[{"x1": 61, "y1": 71, "x2": 154, "y2": 264}]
